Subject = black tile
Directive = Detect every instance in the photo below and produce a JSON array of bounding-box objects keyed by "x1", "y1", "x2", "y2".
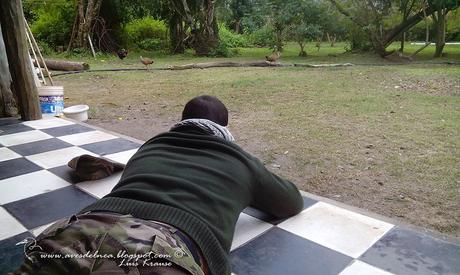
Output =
[
  {"x1": 0, "y1": 117, "x2": 22, "y2": 126},
  {"x1": 4, "y1": 186, "x2": 97, "y2": 229},
  {"x1": 0, "y1": 123, "x2": 34, "y2": 136},
  {"x1": 0, "y1": 158, "x2": 43, "y2": 180},
  {"x1": 8, "y1": 138, "x2": 73, "y2": 156},
  {"x1": 80, "y1": 138, "x2": 140, "y2": 155},
  {"x1": 243, "y1": 196, "x2": 317, "y2": 225},
  {"x1": 40, "y1": 124, "x2": 93, "y2": 137},
  {"x1": 48, "y1": 165, "x2": 82, "y2": 184},
  {"x1": 0, "y1": 231, "x2": 34, "y2": 274},
  {"x1": 231, "y1": 227, "x2": 352, "y2": 275},
  {"x1": 360, "y1": 227, "x2": 460, "y2": 275}
]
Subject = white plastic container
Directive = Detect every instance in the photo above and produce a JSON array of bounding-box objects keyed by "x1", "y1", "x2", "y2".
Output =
[
  {"x1": 38, "y1": 86, "x2": 64, "y2": 116},
  {"x1": 63, "y1": 105, "x2": 89, "y2": 122}
]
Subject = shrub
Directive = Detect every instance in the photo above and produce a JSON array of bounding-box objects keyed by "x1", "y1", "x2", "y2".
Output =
[
  {"x1": 138, "y1": 38, "x2": 164, "y2": 51},
  {"x1": 345, "y1": 24, "x2": 373, "y2": 52},
  {"x1": 247, "y1": 25, "x2": 276, "y2": 47},
  {"x1": 122, "y1": 17, "x2": 168, "y2": 50},
  {"x1": 218, "y1": 24, "x2": 250, "y2": 48},
  {"x1": 29, "y1": 0, "x2": 75, "y2": 48}
]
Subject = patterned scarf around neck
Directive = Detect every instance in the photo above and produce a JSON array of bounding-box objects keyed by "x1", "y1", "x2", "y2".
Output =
[{"x1": 171, "y1": 119, "x2": 235, "y2": 142}]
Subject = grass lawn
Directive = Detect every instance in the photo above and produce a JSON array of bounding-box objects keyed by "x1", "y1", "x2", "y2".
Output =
[{"x1": 52, "y1": 42, "x2": 460, "y2": 237}]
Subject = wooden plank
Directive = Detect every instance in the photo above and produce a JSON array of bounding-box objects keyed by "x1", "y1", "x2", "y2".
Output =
[{"x1": 0, "y1": 0, "x2": 41, "y2": 120}]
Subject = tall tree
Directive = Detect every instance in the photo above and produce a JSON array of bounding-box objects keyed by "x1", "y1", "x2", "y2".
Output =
[
  {"x1": 430, "y1": 0, "x2": 460, "y2": 57},
  {"x1": 398, "y1": 0, "x2": 419, "y2": 53},
  {"x1": 329, "y1": 0, "x2": 459, "y2": 56},
  {"x1": 170, "y1": 0, "x2": 220, "y2": 56},
  {"x1": 68, "y1": 0, "x2": 103, "y2": 50},
  {"x1": 289, "y1": 0, "x2": 325, "y2": 56}
]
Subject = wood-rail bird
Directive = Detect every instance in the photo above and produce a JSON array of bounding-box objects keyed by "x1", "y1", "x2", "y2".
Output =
[
  {"x1": 140, "y1": 56, "x2": 154, "y2": 70},
  {"x1": 265, "y1": 47, "x2": 281, "y2": 63}
]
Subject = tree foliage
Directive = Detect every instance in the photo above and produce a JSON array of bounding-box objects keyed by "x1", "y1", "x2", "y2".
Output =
[{"x1": 23, "y1": 0, "x2": 460, "y2": 57}]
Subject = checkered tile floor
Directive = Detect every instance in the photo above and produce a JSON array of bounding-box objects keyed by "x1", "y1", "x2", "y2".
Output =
[{"x1": 1, "y1": 117, "x2": 459, "y2": 275}]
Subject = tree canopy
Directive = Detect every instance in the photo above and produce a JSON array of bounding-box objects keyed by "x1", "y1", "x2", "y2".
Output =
[{"x1": 23, "y1": 0, "x2": 460, "y2": 57}]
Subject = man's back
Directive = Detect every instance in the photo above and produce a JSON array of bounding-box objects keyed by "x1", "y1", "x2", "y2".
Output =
[{"x1": 82, "y1": 126, "x2": 303, "y2": 275}]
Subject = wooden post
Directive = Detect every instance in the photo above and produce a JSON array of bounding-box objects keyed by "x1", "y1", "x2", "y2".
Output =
[
  {"x1": 0, "y1": 23, "x2": 17, "y2": 117},
  {"x1": 0, "y1": 0, "x2": 41, "y2": 120}
]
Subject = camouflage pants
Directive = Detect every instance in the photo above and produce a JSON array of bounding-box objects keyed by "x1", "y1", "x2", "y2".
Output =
[{"x1": 13, "y1": 211, "x2": 208, "y2": 275}]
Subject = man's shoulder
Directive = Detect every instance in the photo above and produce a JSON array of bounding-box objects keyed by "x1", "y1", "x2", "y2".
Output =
[{"x1": 145, "y1": 131, "x2": 258, "y2": 160}]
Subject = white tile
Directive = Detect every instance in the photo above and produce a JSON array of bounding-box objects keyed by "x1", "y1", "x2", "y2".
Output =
[
  {"x1": 278, "y1": 202, "x2": 394, "y2": 258},
  {"x1": 76, "y1": 172, "x2": 122, "y2": 198},
  {"x1": 26, "y1": 147, "x2": 98, "y2": 169},
  {"x1": 339, "y1": 260, "x2": 395, "y2": 275},
  {"x1": 57, "y1": 131, "x2": 118, "y2": 146},
  {"x1": 22, "y1": 117, "x2": 74, "y2": 129},
  {"x1": 0, "y1": 130, "x2": 52, "y2": 146},
  {"x1": 31, "y1": 222, "x2": 55, "y2": 237},
  {"x1": 0, "y1": 207, "x2": 27, "y2": 241},
  {"x1": 231, "y1": 213, "x2": 273, "y2": 251},
  {"x1": 104, "y1": 149, "x2": 138, "y2": 164},
  {"x1": 0, "y1": 170, "x2": 71, "y2": 204},
  {"x1": 0, "y1": 147, "x2": 22, "y2": 161}
]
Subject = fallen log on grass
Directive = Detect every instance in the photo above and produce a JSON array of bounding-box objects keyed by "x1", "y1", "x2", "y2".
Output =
[
  {"x1": 168, "y1": 61, "x2": 353, "y2": 70},
  {"x1": 33, "y1": 59, "x2": 89, "y2": 71},
  {"x1": 168, "y1": 61, "x2": 286, "y2": 70},
  {"x1": 293, "y1": 63, "x2": 354, "y2": 68}
]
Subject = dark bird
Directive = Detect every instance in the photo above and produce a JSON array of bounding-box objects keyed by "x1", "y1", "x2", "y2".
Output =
[
  {"x1": 265, "y1": 46, "x2": 281, "y2": 63},
  {"x1": 117, "y1": 49, "x2": 128, "y2": 60},
  {"x1": 140, "y1": 56, "x2": 154, "y2": 70}
]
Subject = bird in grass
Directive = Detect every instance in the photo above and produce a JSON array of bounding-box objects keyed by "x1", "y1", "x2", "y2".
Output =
[
  {"x1": 265, "y1": 46, "x2": 281, "y2": 63},
  {"x1": 140, "y1": 56, "x2": 154, "y2": 70},
  {"x1": 117, "y1": 49, "x2": 128, "y2": 60}
]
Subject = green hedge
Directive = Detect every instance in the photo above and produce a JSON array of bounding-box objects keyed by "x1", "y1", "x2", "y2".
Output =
[
  {"x1": 247, "y1": 25, "x2": 276, "y2": 47},
  {"x1": 122, "y1": 17, "x2": 168, "y2": 51},
  {"x1": 29, "y1": 0, "x2": 75, "y2": 48},
  {"x1": 219, "y1": 24, "x2": 250, "y2": 48}
]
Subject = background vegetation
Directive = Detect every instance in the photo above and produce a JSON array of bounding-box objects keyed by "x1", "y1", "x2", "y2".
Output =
[
  {"x1": 23, "y1": 0, "x2": 460, "y2": 58},
  {"x1": 17, "y1": 0, "x2": 460, "y2": 237}
]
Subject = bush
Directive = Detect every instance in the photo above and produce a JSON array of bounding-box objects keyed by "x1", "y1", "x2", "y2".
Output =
[
  {"x1": 29, "y1": 0, "x2": 75, "y2": 48},
  {"x1": 345, "y1": 24, "x2": 373, "y2": 52},
  {"x1": 138, "y1": 38, "x2": 164, "y2": 51},
  {"x1": 122, "y1": 17, "x2": 168, "y2": 50},
  {"x1": 247, "y1": 25, "x2": 276, "y2": 47},
  {"x1": 218, "y1": 24, "x2": 250, "y2": 48}
]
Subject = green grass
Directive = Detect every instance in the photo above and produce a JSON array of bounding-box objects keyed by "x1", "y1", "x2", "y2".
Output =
[
  {"x1": 52, "y1": 42, "x2": 460, "y2": 236},
  {"x1": 49, "y1": 41, "x2": 460, "y2": 70}
]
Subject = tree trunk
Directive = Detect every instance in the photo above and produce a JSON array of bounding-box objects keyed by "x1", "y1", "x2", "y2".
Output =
[
  {"x1": 433, "y1": 8, "x2": 447, "y2": 58},
  {"x1": 74, "y1": 0, "x2": 103, "y2": 49},
  {"x1": 0, "y1": 24, "x2": 17, "y2": 117},
  {"x1": 171, "y1": 0, "x2": 219, "y2": 56},
  {"x1": 298, "y1": 42, "x2": 307, "y2": 56},
  {"x1": 234, "y1": 19, "x2": 241, "y2": 34},
  {"x1": 194, "y1": 0, "x2": 219, "y2": 56},
  {"x1": 400, "y1": 32, "x2": 405, "y2": 53},
  {"x1": 0, "y1": 0, "x2": 41, "y2": 120},
  {"x1": 169, "y1": 11, "x2": 185, "y2": 54}
]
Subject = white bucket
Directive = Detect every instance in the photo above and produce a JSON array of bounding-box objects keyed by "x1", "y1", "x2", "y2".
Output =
[
  {"x1": 38, "y1": 86, "x2": 64, "y2": 116},
  {"x1": 63, "y1": 105, "x2": 89, "y2": 122}
]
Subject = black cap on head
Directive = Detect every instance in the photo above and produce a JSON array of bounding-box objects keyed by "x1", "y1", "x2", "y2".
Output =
[{"x1": 181, "y1": 95, "x2": 229, "y2": 126}]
